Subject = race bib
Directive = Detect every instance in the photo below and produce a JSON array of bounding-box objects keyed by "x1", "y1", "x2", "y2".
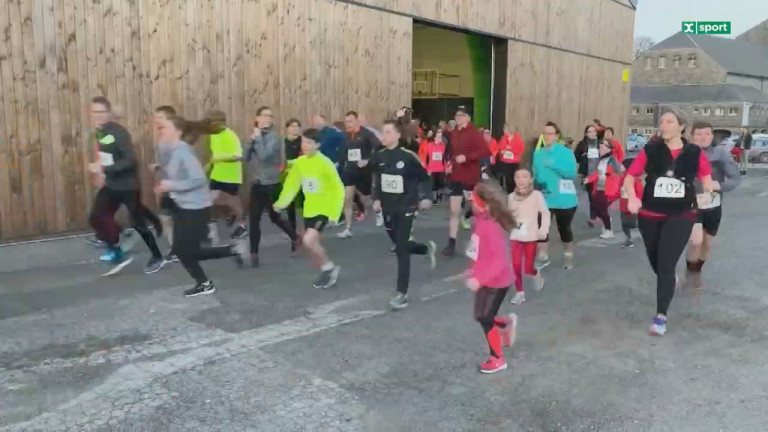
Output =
[
  {"x1": 587, "y1": 148, "x2": 599, "y2": 159},
  {"x1": 99, "y1": 151, "x2": 114, "y2": 166},
  {"x1": 509, "y1": 221, "x2": 529, "y2": 241},
  {"x1": 697, "y1": 192, "x2": 721, "y2": 210},
  {"x1": 502, "y1": 151, "x2": 515, "y2": 160},
  {"x1": 654, "y1": 177, "x2": 685, "y2": 199},
  {"x1": 381, "y1": 174, "x2": 404, "y2": 194},
  {"x1": 559, "y1": 179, "x2": 576, "y2": 194},
  {"x1": 466, "y1": 234, "x2": 479, "y2": 261},
  {"x1": 431, "y1": 152, "x2": 443, "y2": 161},
  {"x1": 347, "y1": 149, "x2": 362, "y2": 162},
  {"x1": 301, "y1": 178, "x2": 320, "y2": 194}
]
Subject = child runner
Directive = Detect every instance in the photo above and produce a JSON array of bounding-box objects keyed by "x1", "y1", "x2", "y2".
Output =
[
  {"x1": 465, "y1": 180, "x2": 518, "y2": 374},
  {"x1": 618, "y1": 157, "x2": 643, "y2": 248},
  {"x1": 274, "y1": 129, "x2": 344, "y2": 289},
  {"x1": 370, "y1": 120, "x2": 437, "y2": 310},
  {"x1": 584, "y1": 140, "x2": 625, "y2": 239},
  {"x1": 508, "y1": 168, "x2": 549, "y2": 305},
  {"x1": 426, "y1": 129, "x2": 447, "y2": 203},
  {"x1": 154, "y1": 116, "x2": 248, "y2": 297}
]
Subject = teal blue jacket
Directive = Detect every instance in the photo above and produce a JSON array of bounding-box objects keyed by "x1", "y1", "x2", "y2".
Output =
[{"x1": 532, "y1": 142, "x2": 579, "y2": 209}]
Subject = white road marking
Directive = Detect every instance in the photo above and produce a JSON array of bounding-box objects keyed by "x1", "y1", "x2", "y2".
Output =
[{"x1": 757, "y1": 191, "x2": 768, "y2": 197}]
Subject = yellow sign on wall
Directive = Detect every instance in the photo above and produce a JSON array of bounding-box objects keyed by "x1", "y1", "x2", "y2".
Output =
[{"x1": 622, "y1": 68, "x2": 630, "y2": 82}]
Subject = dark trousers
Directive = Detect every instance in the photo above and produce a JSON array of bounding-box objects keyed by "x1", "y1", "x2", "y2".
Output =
[
  {"x1": 474, "y1": 287, "x2": 510, "y2": 358},
  {"x1": 638, "y1": 217, "x2": 694, "y2": 316},
  {"x1": 543, "y1": 207, "x2": 576, "y2": 244},
  {"x1": 591, "y1": 190, "x2": 611, "y2": 230},
  {"x1": 585, "y1": 183, "x2": 597, "y2": 220},
  {"x1": 89, "y1": 187, "x2": 162, "y2": 259},
  {"x1": 496, "y1": 162, "x2": 519, "y2": 194},
  {"x1": 384, "y1": 211, "x2": 428, "y2": 295},
  {"x1": 620, "y1": 212, "x2": 637, "y2": 238},
  {"x1": 249, "y1": 183, "x2": 297, "y2": 254},
  {"x1": 172, "y1": 206, "x2": 234, "y2": 284}
]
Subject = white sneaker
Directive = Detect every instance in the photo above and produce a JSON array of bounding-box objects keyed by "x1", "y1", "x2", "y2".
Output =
[
  {"x1": 337, "y1": 228, "x2": 352, "y2": 239},
  {"x1": 509, "y1": 291, "x2": 526, "y2": 305},
  {"x1": 375, "y1": 212, "x2": 384, "y2": 227},
  {"x1": 532, "y1": 274, "x2": 545, "y2": 292},
  {"x1": 599, "y1": 229, "x2": 615, "y2": 239}
]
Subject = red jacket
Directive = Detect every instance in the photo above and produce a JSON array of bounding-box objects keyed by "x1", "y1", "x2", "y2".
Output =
[
  {"x1": 587, "y1": 162, "x2": 622, "y2": 202},
  {"x1": 498, "y1": 132, "x2": 524, "y2": 164},
  {"x1": 608, "y1": 138, "x2": 625, "y2": 163},
  {"x1": 449, "y1": 123, "x2": 490, "y2": 186},
  {"x1": 467, "y1": 211, "x2": 514, "y2": 289},
  {"x1": 619, "y1": 173, "x2": 644, "y2": 213}
]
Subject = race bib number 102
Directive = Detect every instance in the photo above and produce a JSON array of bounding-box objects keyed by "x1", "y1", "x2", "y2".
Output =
[{"x1": 654, "y1": 177, "x2": 685, "y2": 199}]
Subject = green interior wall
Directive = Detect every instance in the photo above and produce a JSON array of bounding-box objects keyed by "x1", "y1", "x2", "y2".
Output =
[{"x1": 465, "y1": 34, "x2": 492, "y2": 128}]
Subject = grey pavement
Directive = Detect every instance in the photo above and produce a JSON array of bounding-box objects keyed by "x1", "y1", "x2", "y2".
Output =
[{"x1": 1, "y1": 174, "x2": 768, "y2": 431}]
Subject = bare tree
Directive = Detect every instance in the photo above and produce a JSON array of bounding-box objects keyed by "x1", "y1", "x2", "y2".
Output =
[{"x1": 633, "y1": 36, "x2": 655, "y2": 61}]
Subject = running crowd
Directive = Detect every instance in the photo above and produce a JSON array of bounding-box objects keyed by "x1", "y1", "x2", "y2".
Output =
[{"x1": 86, "y1": 98, "x2": 740, "y2": 374}]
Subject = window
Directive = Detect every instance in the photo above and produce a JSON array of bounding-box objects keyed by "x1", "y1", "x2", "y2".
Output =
[
  {"x1": 631, "y1": 106, "x2": 640, "y2": 115},
  {"x1": 702, "y1": 107, "x2": 711, "y2": 116},
  {"x1": 658, "y1": 57, "x2": 666, "y2": 68},
  {"x1": 729, "y1": 107, "x2": 739, "y2": 116},
  {"x1": 693, "y1": 106, "x2": 699, "y2": 114},
  {"x1": 646, "y1": 107, "x2": 654, "y2": 115},
  {"x1": 644, "y1": 128, "x2": 655, "y2": 135},
  {"x1": 645, "y1": 57, "x2": 652, "y2": 70},
  {"x1": 688, "y1": 55, "x2": 697, "y2": 67},
  {"x1": 630, "y1": 128, "x2": 639, "y2": 134},
  {"x1": 715, "y1": 108, "x2": 724, "y2": 116},
  {"x1": 673, "y1": 55, "x2": 681, "y2": 67}
]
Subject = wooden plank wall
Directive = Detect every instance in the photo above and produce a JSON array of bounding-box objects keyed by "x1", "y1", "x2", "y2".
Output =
[{"x1": 0, "y1": 0, "x2": 412, "y2": 240}]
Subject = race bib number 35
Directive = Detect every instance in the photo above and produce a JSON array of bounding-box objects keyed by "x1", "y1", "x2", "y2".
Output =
[
  {"x1": 654, "y1": 177, "x2": 685, "y2": 199},
  {"x1": 466, "y1": 234, "x2": 479, "y2": 261},
  {"x1": 381, "y1": 174, "x2": 404, "y2": 194},
  {"x1": 347, "y1": 149, "x2": 362, "y2": 162},
  {"x1": 99, "y1": 151, "x2": 114, "y2": 166},
  {"x1": 302, "y1": 178, "x2": 320, "y2": 194},
  {"x1": 431, "y1": 152, "x2": 443, "y2": 161},
  {"x1": 559, "y1": 179, "x2": 576, "y2": 194}
]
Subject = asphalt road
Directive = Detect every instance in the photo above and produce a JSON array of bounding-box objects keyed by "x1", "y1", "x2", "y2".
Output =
[{"x1": 1, "y1": 173, "x2": 768, "y2": 431}]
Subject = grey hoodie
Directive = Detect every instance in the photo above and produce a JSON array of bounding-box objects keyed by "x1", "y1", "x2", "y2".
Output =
[
  {"x1": 245, "y1": 125, "x2": 284, "y2": 185},
  {"x1": 695, "y1": 144, "x2": 741, "y2": 196},
  {"x1": 163, "y1": 141, "x2": 212, "y2": 210}
]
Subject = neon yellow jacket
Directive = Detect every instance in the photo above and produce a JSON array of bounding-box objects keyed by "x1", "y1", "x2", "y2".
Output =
[{"x1": 275, "y1": 152, "x2": 344, "y2": 220}]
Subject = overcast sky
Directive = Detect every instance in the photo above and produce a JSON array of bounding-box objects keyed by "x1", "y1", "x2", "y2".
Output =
[{"x1": 633, "y1": 0, "x2": 766, "y2": 43}]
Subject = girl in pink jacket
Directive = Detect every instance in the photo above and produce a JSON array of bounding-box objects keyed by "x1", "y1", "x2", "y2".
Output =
[
  {"x1": 508, "y1": 168, "x2": 550, "y2": 305},
  {"x1": 465, "y1": 180, "x2": 518, "y2": 374}
]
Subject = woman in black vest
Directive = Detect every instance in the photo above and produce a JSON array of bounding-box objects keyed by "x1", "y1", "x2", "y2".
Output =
[{"x1": 622, "y1": 108, "x2": 713, "y2": 337}]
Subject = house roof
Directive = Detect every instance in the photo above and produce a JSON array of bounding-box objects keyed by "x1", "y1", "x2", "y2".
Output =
[
  {"x1": 649, "y1": 32, "x2": 768, "y2": 78},
  {"x1": 631, "y1": 84, "x2": 768, "y2": 104}
]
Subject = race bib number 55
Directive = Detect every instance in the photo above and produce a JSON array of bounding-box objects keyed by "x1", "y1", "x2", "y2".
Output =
[{"x1": 654, "y1": 177, "x2": 684, "y2": 198}]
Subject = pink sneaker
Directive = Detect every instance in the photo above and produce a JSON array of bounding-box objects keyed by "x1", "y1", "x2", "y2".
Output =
[
  {"x1": 480, "y1": 356, "x2": 508, "y2": 374},
  {"x1": 355, "y1": 211, "x2": 366, "y2": 222}
]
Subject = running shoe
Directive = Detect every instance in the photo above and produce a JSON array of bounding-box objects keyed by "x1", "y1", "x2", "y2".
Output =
[
  {"x1": 144, "y1": 257, "x2": 167, "y2": 274},
  {"x1": 250, "y1": 254, "x2": 260, "y2": 268},
  {"x1": 375, "y1": 211, "x2": 384, "y2": 227},
  {"x1": 587, "y1": 219, "x2": 596, "y2": 228},
  {"x1": 337, "y1": 228, "x2": 353, "y2": 239},
  {"x1": 184, "y1": 281, "x2": 216, "y2": 297},
  {"x1": 119, "y1": 229, "x2": 138, "y2": 253},
  {"x1": 389, "y1": 245, "x2": 397, "y2": 255},
  {"x1": 563, "y1": 251, "x2": 574, "y2": 270},
  {"x1": 509, "y1": 291, "x2": 526, "y2": 305},
  {"x1": 85, "y1": 236, "x2": 106, "y2": 248},
  {"x1": 461, "y1": 215, "x2": 472, "y2": 230},
  {"x1": 231, "y1": 224, "x2": 248, "y2": 240},
  {"x1": 535, "y1": 255, "x2": 551, "y2": 271},
  {"x1": 480, "y1": 356, "x2": 508, "y2": 374},
  {"x1": 313, "y1": 265, "x2": 340, "y2": 289},
  {"x1": 354, "y1": 211, "x2": 366, "y2": 222},
  {"x1": 649, "y1": 314, "x2": 667, "y2": 337},
  {"x1": 164, "y1": 253, "x2": 179, "y2": 263},
  {"x1": 389, "y1": 293, "x2": 408, "y2": 310},
  {"x1": 230, "y1": 240, "x2": 248, "y2": 268},
  {"x1": 101, "y1": 251, "x2": 134, "y2": 277},
  {"x1": 532, "y1": 274, "x2": 545, "y2": 292},
  {"x1": 100, "y1": 249, "x2": 117, "y2": 262},
  {"x1": 425, "y1": 241, "x2": 437, "y2": 270},
  {"x1": 442, "y1": 242, "x2": 456, "y2": 257},
  {"x1": 621, "y1": 238, "x2": 634, "y2": 249},
  {"x1": 599, "y1": 229, "x2": 615, "y2": 239}
]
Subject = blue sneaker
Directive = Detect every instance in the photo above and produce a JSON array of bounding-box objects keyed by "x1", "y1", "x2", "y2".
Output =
[
  {"x1": 101, "y1": 248, "x2": 134, "y2": 277},
  {"x1": 100, "y1": 250, "x2": 117, "y2": 262},
  {"x1": 649, "y1": 314, "x2": 667, "y2": 337}
]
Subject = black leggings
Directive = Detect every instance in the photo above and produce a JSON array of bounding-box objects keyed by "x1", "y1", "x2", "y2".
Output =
[
  {"x1": 638, "y1": 216, "x2": 694, "y2": 316},
  {"x1": 620, "y1": 212, "x2": 637, "y2": 238},
  {"x1": 474, "y1": 287, "x2": 509, "y2": 358},
  {"x1": 591, "y1": 190, "x2": 611, "y2": 230},
  {"x1": 541, "y1": 207, "x2": 576, "y2": 244},
  {"x1": 384, "y1": 211, "x2": 428, "y2": 295},
  {"x1": 585, "y1": 183, "x2": 597, "y2": 220},
  {"x1": 89, "y1": 187, "x2": 162, "y2": 259},
  {"x1": 172, "y1": 206, "x2": 235, "y2": 284},
  {"x1": 496, "y1": 162, "x2": 519, "y2": 194},
  {"x1": 249, "y1": 183, "x2": 297, "y2": 254}
]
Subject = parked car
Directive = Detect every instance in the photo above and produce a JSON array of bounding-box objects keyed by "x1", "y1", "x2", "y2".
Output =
[
  {"x1": 626, "y1": 134, "x2": 648, "y2": 152},
  {"x1": 747, "y1": 134, "x2": 768, "y2": 163}
]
